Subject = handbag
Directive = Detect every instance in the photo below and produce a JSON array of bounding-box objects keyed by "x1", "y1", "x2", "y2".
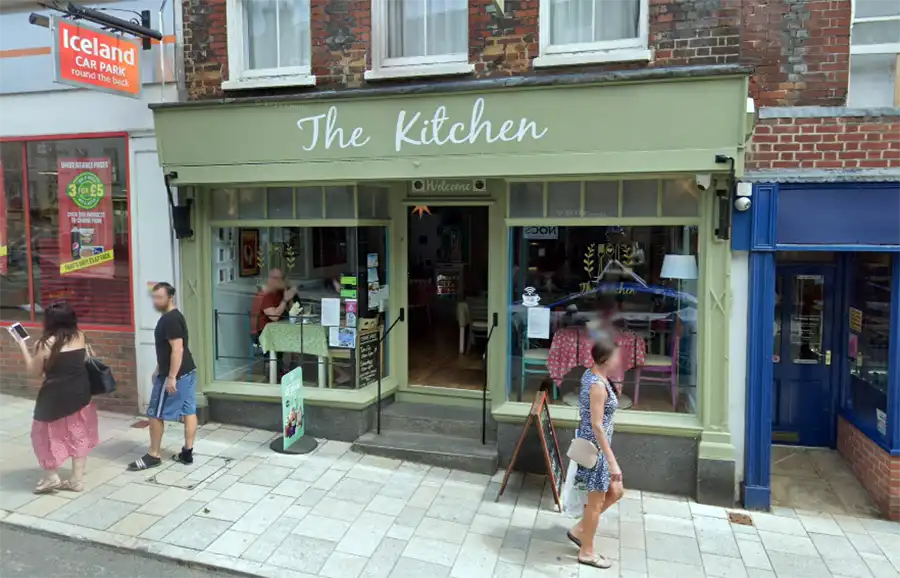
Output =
[
  {"x1": 567, "y1": 437, "x2": 599, "y2": 469},
  {"x1": 85, "y1": 344, "x2": 117, "y2": 395}
]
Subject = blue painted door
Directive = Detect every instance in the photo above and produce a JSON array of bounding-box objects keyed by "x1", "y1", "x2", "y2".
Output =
[{"x1": 772, "y1": 266, "x2": 836, "y2": 447}]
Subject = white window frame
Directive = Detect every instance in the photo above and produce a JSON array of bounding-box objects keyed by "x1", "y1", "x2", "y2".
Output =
[
  {"x1": 850, "y1": 0, "x2": 900, "y2": 55},
  {"x1": 223, "y1": 0, "x2": 316, "y2": 90},
  {"x1": 535, "y1": 0, "x2": 652, "y2": 68},
  {"x1": 848, "y1": 0, "x2": 900, "y2": 107},
  {"x1": 366, "y1": 0, "x2": 474, "y2": 81}
]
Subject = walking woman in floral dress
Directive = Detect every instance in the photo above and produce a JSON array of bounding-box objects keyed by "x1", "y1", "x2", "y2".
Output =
[
  {"x1": 566, "y1": 330, "x2": 625, "y2": 568},
  {"x1": 9, "y1": 302, "x2": 99, "y2": 493}
]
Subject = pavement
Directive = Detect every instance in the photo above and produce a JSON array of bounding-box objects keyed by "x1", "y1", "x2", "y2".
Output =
[
  {"x1": 1, "y1": 393, "x2": 898, "y2": 578},
  {"x1": 0, "y1": 524, "x2": 230, "y2": 577}
]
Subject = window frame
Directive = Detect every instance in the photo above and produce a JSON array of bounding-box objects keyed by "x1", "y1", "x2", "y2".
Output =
[
  {"x1": 850, "y1": 0, "x2": 900, "y2": 56},
  {"x1": 224, "y1": 0, "x2": 316, "y2": 91},
  {"x1": 206, "y1": 185, "x2": 392, "y2": 389},
  {"x1": 848, "y1": 0, "x2": 900, "y2": 107},
  {"x1": 535, "y1": 0, "x2": 652, "y2": 68},
  {"x1": 0, "y1": 132, "x2": 134, "y2": 332},
  {"x1": 504, "y1": 177, "x2": 704, "y2": 414},
  {"x1": 366, "y1": 0, "x2": 474, "y2": 81}
]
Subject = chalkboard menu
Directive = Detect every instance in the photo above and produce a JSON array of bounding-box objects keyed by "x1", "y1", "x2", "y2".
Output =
[
  {"x1": 357, "y1": 328, "x2": 382, "y2": 387},
  {"x1": 536, "y1": 397, "x2": 564, "y2": 504},
  {"x1": 496, "y1": 391, "x2": 564, "y2": 511}
]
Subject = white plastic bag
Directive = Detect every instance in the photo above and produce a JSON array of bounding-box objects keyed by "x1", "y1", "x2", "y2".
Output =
[{"x1": 562, "y1": 455, "x2": 587, "y2": 518}]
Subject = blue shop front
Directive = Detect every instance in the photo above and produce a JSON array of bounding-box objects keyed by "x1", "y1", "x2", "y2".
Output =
[{"x1": 733, "y1": 182, "x2": 900, "y2": 519}]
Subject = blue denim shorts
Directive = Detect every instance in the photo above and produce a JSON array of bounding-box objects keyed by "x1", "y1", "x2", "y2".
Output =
[{"x1": 147, "y1": 370, "x2": 197, "y2": 421}]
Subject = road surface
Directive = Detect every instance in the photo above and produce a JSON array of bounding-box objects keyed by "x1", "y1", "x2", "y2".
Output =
[{"x1": 0, "y1": 524, "x2": 234, "y2": 577}]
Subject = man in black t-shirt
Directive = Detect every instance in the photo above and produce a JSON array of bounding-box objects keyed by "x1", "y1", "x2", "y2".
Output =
[{"x1": 128, "y1": 282, "x2": 198, "y2": 471}]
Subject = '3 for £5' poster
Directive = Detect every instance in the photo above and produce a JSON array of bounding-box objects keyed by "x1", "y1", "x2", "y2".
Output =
[{"x1": 57, "y1": 158, "x2": 114, "y2": 278}]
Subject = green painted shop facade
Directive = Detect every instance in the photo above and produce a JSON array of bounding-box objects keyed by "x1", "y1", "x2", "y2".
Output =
[{"x1": 151, "y1": 66, "x2": 753, "y2": 503}]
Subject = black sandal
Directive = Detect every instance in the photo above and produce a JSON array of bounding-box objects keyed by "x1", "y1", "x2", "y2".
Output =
[
  {"x1": 567, "y1": 531, "x2": 582, "y2": 547},
  {"x1": 127, "y1": 454, "x2": 162, "y2": 471}
]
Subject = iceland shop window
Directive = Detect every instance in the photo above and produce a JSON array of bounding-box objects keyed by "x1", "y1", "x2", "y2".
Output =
[
  {"x1": 0, "y1": 137, "x2": 131, "y2": 327},
  {"x1": 846, "y1": 253, "x2": 892, "y2": 443}
]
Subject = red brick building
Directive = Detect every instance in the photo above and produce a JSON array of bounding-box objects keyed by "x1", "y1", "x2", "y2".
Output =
[{"x1": 735, "y1": 0, "x2": 899, "y2": 521}]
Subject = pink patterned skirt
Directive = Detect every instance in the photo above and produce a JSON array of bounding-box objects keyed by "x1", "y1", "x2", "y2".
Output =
[{"x1": 31, "y1": 403, "x2": 100, "y2": 470}]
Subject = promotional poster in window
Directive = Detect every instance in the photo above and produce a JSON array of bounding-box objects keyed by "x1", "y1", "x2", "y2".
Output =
[{"x1": 57, "y1": 158, "x2": 114, "y2": 279}]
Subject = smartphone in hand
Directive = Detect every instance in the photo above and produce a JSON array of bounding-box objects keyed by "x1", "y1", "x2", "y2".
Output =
[{"x1": 7, "y1": 323, "x2": 29, "y2": 342}]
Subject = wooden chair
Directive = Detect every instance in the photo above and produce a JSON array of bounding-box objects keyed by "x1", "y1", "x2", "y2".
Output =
[
  {"x1": 408, "y1": 280, "x2": 432, "y2": 328},
  {"x1": 633, "y1": 322, "x2": 682, "y2": 410},
  {"x1": 465, "y1": 297, "x2": 489, "y2": 354}
]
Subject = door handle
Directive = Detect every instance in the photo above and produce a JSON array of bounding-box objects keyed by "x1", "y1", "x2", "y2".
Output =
[{"x1": 825, "y1": 350, "x2": 832, "y2": 366}]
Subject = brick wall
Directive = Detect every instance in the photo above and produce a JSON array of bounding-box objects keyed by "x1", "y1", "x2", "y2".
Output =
[
  {"x1": 746, "y1": 115, "x2": 900, "y2": 172},
  {"x1": 183, "y1": 0, "x2": 741, "y2": 100},
  {"x1": 837, "y1": 417, "x2": 900, "y2": 521},
  {"x1": 0, "y1": 329, "x2": 138, "y2": 414},
  {"x1": 742, "y1": 0, "x2": 850, "y2": 107}
]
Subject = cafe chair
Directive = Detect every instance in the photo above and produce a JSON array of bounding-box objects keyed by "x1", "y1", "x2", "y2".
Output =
[
  {"x1": 633, "y1": 335, "x2": 680, "y2": 410},
  {"x1": 328, "y1": 349, "x2": 353, "y2": 388},
  {"x1": 521, "y1": 327, "x2": 552, "y2": 400},
  {"x1": 465, "y1": 298, "x2": 490, "y2": 354},
  {"x1": 408, "y1": 280, "x2": 432, "y2": 328}
]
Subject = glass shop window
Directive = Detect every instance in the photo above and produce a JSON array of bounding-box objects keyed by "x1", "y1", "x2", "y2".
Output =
[
  {"x1": 0, "y1": 137, "x2": 131, "y2": 327},
  {"x1": 508, "y1": 224, "x2": 700, "y2": 415},
  {"x1": 846, "y1": 253, "x2": 892, "y2": 443},
  {"x1": 210, "y1": 225, "x2": 389, "y2": 389}
]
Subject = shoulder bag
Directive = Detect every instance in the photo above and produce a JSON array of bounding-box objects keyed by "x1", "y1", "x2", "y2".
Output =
[
  {"x1": 85, "y1": 344, "x2": 117, "y2": 395},
  {"x1": 567, "y1": 437, "x2": 599, "y2": 469}
]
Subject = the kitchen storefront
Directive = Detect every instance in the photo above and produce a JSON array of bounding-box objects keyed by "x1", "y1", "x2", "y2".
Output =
[{"x1": 152, "y1": 67, "x2": 751, "y2": 502}]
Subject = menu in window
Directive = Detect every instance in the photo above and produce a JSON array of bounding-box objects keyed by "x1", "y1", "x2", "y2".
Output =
[
  {"x1": 57, "y1": 158, "x2": 114, "y2": 279},
  {"x1": 0, "y1": 160, "x2": 6, "y2": 276}
]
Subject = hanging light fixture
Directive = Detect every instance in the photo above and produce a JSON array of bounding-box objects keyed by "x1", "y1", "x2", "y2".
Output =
[{"x1": 410, "y1": 206, "x2": 431, "y2": 218}]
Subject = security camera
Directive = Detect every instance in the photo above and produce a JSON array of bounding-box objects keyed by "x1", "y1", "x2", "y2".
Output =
[
  {"x1": 695, "y1": 174, "x2": 712, "y2": 191},
  {"x1": 734, "y1": 197, "x2": 751, "y2": 212}
]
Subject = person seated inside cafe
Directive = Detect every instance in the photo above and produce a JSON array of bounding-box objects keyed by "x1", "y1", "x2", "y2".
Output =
[{"x1": 251, "y1": 268, "x2": 297, "y2": 377}]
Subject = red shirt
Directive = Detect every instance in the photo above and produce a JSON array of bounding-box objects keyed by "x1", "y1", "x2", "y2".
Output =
[{"x1": 252, "y1": 289, "x2": 284, "y2": 335}]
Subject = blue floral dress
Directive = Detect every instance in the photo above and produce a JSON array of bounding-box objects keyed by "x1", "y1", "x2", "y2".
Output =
[{"x1": 574, "y1": 369, "x2": 618, "y2": 493}]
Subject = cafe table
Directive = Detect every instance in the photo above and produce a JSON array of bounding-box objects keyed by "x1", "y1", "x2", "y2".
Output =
[
  {"x1": 547, "y1": 326, "x2": 646, "y2": 409},
  {"x1": 258, "y1": 321, "x2": 331, "y2": 387}
]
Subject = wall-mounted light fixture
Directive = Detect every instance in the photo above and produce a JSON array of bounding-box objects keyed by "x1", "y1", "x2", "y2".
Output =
[
  {"x1": 164, "y1": 172, "x2": 194, "y2": 240},
  {"x1": 714, "y1": 154, "x2": 735, "y2": 240},
  {"x1": 734, "y1": 182, "x2": 753, "y2": 212}
]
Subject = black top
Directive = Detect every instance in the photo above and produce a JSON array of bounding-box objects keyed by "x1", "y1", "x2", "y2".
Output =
[
  {"x1": 155, "y1": 309, "x2": 196, "y2": 378},
  {"x1": 34, "y1": 349, "x2": 91, "y2": 422}
]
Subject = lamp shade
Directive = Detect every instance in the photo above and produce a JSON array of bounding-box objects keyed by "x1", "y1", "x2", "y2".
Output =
[{"x1": 660, "y1": 254, "x2": 698, "y2": 280}]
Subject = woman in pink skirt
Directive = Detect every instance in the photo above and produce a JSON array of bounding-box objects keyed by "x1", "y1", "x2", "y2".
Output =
[{"x1": 11, "y1": 302, "x2": 99, "y2": 493}]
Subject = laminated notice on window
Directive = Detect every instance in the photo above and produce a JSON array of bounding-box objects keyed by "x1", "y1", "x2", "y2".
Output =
[
  {"x1": 527, "y1": 307, "x2": 551, "y2": 339},
  {"x1": 321, "y1": 298, "x2": 341, "y2": 327}
]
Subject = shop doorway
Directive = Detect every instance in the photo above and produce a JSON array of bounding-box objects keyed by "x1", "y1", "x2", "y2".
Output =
[
  {"x1": 406, "y1": 205, "x2": 490, "y2": 390},
  {"x1": 772, "y1": 265, "x2": 837, "y2": 447}
]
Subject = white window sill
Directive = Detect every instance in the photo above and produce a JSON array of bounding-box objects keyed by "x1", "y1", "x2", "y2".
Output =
[
  {"x1": 222, "y1": 74, "x2": 317, "y2": 91},
  {"x1": 533, "y1": 48, "x2": 653, "y2": 68},
  {"x1": 365, "y1": 62, "x2": 474, "y2": 81}
]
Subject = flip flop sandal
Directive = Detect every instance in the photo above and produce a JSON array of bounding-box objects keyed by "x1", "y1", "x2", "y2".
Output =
[
  {"x1": 577, "y1": 555, "x2": 612, "y2": 569},
  {"x1": 127, "y1": 454, "x2": 162, "y2": 471},
  {"x1": 59, "y1": 479, "x2": 84, "y2": 492},
  {"x1": 566, "y1": 531, "x2": 582, "y2": 547},
  {"x1": 34, "y1": 479, "x2": 61, "y2": 494}
]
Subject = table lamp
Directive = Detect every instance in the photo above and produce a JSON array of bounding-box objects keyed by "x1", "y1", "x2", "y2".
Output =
[{"x1": 661, "y1": 253, "x2": 698, "y2": 395}]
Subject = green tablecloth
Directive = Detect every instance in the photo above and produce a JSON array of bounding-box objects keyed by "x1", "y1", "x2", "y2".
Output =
[{"x1": 259, "y1": 322, "x2": 330, "y2": 358}]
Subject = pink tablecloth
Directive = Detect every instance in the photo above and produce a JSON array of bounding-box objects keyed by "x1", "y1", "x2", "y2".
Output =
[{"x1": 546, "y1": 327, "x2": 646, "y2": 386}]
